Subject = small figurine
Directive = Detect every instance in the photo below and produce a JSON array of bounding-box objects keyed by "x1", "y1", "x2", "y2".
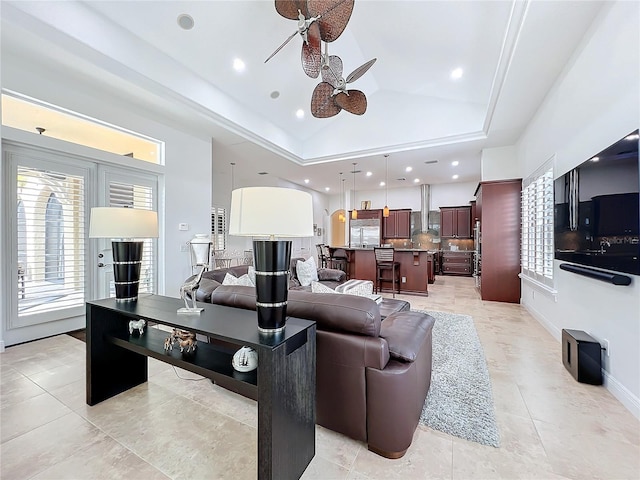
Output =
[
  {"x1": 163, "y1": 328, "x2": 197, "y2": 354},
  {"x1": 129, "y1": 319, "x2": 146, "y2": 335},
  {"x1": 178, "y1": 266, "x2": 207, "y2": 313}
]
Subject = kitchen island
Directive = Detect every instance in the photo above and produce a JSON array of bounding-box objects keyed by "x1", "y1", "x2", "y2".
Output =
[{"x1": 329, "y1": 247, "x2": 434, "y2": 296}]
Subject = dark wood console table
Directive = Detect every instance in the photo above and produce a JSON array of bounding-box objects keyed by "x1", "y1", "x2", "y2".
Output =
[{"x1": 86, "y1": 294, "x2": 316, "y2": 480}]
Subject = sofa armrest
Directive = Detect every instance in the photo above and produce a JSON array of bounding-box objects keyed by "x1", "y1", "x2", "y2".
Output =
[
  {"x1": 317, "y1": 268, "x2": 346, "y2": 283},
  {"x1": 379, "y1": 311, "x2": 435, "y2": 362}
]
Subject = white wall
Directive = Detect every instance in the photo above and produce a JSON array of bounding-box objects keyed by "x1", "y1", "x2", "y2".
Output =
[
  {"x1": 517, "y1": 1, "x2": 640, "y2": 417},
  {"x1": 481, "y1": 146, "x2": 520, "y2": 181},
  {"x1": 1, "y1": 53, "x2": 213, "y2": 312}
]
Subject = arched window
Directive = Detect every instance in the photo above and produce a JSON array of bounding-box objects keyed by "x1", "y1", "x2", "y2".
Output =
[{"x1": 45, "y1": 193, "x2": 64, "y2": 283}]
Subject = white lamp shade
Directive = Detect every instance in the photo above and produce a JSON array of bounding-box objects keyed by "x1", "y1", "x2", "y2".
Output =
[
  {"x1": 229, "y1": 187, "x2": 314, "y2": 237},
  {"x1": 89, "y1": 207, "x2": 159, "y2": 239}
]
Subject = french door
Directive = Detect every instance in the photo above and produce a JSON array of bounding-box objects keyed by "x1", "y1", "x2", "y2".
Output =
[
  {"x1": 3, "y1": 142, "x2": 159, "y2": 345},
  {"x1": 95, "y1": 167, "x2": 158, "y2": 299}
]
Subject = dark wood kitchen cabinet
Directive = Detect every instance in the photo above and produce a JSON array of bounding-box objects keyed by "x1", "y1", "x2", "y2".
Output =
[
  {"x1": 350, "y1": 209, "x2": 382, "y2": 221},
  {"x1": 440, "y1": 206, "x2": 471, "y2": 238},
  {"x1": 383, "y1": 209, "x2": 411, "y2": 239},
  {"x1": 441, "y1": 251, "x2": 473, "y2": 276},
  {"x1": 475, "y1": 179, "x2": 522, "y2": 303}
]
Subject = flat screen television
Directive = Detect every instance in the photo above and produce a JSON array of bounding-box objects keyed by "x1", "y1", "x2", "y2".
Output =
[{"x1": 554, "y1": 129, "x2": 639, "y2": 276}]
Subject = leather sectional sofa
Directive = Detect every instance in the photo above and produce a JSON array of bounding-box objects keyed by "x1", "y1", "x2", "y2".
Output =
[{"x1": 185, "y1": 263, "x2": 435, "y2": 458}]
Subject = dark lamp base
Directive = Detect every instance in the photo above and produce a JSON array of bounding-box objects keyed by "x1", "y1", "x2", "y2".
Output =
[
  {"x1": 112, "y1": 241, "x2": 144, "y2": 301},
  {"x1": 253, "y1": 239, "x2": 292, "y2": 332}
]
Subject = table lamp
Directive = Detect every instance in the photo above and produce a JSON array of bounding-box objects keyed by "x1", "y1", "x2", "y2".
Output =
[
  {"x1": 229, "y1": 187, "x2": 313, "y2": 333},
  {"x1": 89, "y1": 207, "x2": 159, "y2": 301}
]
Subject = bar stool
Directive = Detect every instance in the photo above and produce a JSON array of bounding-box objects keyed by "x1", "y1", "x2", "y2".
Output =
[
  {"x1": 374, "y1": 247, "x2": 401, "y2": 298},
  {"x1": 316, "y1": 244, "x2": 328, "y2": 268},
  {"x1": 326, "y1": 246, "x2": 349, "y2": 279}
]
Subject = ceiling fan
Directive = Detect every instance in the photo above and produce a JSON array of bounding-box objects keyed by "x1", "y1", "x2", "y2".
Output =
[
  {"x1": 310, "y1": 48, "x2": 376, "y2": 118},
  {"x1": 265, "y1": 0, "x2": 355, "y2": 78}
]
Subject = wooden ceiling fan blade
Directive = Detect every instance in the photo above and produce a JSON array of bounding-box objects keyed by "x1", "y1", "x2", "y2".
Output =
[
  {"x1": 311, "y1": 82, "x2": 341, "y2": 118},
  {"x1": 309, "y1": 0, "x2": 355, "y2": 42},
  {"x1": 302, "y1": 22, "x2": 322, "y2": 78},
  {"x1": 320, "y1": 54, "x2": 343, "y2": 86},
  {"x1": 334, "y1": 90, "x2": 367, "y2": 115},
  {"x1": 275, "y1": 0, "x2": 309, "y2": 20},
  {"x1": 345, "y1": 58, "x2": 377, "y2": 84}
]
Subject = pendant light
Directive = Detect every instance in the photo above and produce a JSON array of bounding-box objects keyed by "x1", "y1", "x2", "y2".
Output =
[
  {"x1": 338, "y1": 172, "x2": 346, "y2": 223},
  {"x1": 383, "y1": 155, "x2": 390, "y2": 218},
  {"x1": 351, "y1": 163, "x2": 358, "y2": 220}
]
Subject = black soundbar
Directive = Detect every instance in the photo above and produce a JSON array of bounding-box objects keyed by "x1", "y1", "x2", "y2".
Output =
[{"x1": 559, "y1": 263, "x2": 632, "y2": 286}]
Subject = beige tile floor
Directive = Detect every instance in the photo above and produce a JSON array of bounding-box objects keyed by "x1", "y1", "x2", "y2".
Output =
[{"x1": 1, "y1": 276, "x2": 639, "y2": 479}]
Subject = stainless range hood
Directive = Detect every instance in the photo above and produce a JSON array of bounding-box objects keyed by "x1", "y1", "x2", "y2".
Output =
[{"x1": 420, "y1": 184, "x2": 431, "y2": 232}]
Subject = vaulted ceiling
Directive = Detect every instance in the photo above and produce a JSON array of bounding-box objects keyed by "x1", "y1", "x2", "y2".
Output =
[{"x1": 1, "y1": 1, "x2": 604, "y2": 192}]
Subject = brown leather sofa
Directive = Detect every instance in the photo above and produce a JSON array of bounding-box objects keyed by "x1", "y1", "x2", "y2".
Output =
[
  {"x1": 189, "y1": 257, "x2": 346, "y2": 302},
  {"x1": 208, "y1": 284, "x2": 435, "y2": 459}
]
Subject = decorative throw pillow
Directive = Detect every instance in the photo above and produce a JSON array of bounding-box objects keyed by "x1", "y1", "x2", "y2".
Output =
[
  {"x1": 311, "y1": 281, "x2": 378, "y2": 302},
  {"x1": 296, "y1": 257, "x2": 318, "y2": 287},
  {"x1": 248, "y1": 266, "x2": 256, "y2": 286},
  {"x1": 311, "y1": 281, "x2": 336, "y2": 294},
  {"x1": 222, "y1": 272, "x2": 254, "y2": 287}
]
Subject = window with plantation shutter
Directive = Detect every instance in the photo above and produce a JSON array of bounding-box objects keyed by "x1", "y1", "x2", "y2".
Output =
[
  {"x1": 211, "y1": 206, "x2": 227, "y2": 251},
  {"x1": 16, "y1": 165, "x2": 86, "y2": 316},
  {"x1": 521, "y1": 159, "x2": 554, "y2": 288},
  {"x1": 107, "y1": 181, "x2": 156, "y2": 295}
]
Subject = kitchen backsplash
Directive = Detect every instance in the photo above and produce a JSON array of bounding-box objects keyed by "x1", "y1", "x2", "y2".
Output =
[{"x1": 386, "y1": 235, "x2": 474, "y2": 251}]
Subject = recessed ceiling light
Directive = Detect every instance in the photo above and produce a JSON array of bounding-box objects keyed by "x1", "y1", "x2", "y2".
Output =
[
  {"x1": 270, "y1": 91, "x2": 280, "y2": 99},
  {"x1": 413, "y1": 178, "x2": 420, "y2": 183},
  {"x1": 625, "y1": 133, "x2": 639, "y2": 140},
  {"x1": 590, "y1": 156, "x2": 600, "y2": 162},
  {"x1": 380, "y1": 181, "x2": 386, "y2": 187},
  {"x1": 366, "y1": 171, "x2": 373, "y2": 176},
  {"x1": 405, "y1": 166, "x2": 412, "y2": 172},
  {"x1": 177, "y1": 14, "x2": 194, "y2": 30},
  {"x1": 451, "y1": 67, "x2": 463, "y2": 80},
  {"x1": 233, "y1": 58, "x2": 245, "y2": 72},
  {"x1": 304, "y1": 179, "x2": 310, "y2": 184},
  {"x1": 325, "y1": 187, "x2": 330, "y2": 191},
  {"x1": 452, "y1": 174, "x2": 459, "y2": 180},
  {"x1": 451, "y1": 160, "x2": 459, "y2": 166},
  {"x1": 296, "y1": 109, "x2": 305, "y2": 119}
]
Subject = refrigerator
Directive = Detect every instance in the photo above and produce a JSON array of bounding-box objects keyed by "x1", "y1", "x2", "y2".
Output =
[{"x1": 349, "y1": 219, "x2": 381, "y2": 248}]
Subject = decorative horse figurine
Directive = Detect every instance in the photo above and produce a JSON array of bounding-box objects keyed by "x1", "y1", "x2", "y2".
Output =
[
  {"x1": 178, "y1": 265, "x2": 207, "y2": 313},
  {"x1": 129, "y1": 319, "x2": 146, "y2": 335}
]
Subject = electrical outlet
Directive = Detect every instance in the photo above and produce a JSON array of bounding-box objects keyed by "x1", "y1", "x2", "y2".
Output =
[
  {"x1": 402, "y1": 276, "x2": 407, "y2": 283},
  {"x1": 603, "y1": 338, "x2": 610, "y2": 357}
]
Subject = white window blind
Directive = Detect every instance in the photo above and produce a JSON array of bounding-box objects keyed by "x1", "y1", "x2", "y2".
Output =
[
  {"x1": 17, "y1": 166, "x2": 85, "y2": 315},
  {"x1": 211, "y1": 206, "x2": 227, "y2": 251},
  {"x1": 108, "y1": 182, "x2": 155, "y2": 295},
  {"x1": 521, "y1": 160, "x2": 554, "y2": 287}
]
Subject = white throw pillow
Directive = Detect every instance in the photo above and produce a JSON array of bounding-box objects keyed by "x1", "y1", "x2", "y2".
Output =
[
  {"x1": 296, "y1": 257, "x2": 318, "y2": 287},
  {"x1": 222, "y1": 272, "x2": 255, "y2": 287},
  {"x1": 311, "y1": 281, "x2": 336, "y2": 294}
]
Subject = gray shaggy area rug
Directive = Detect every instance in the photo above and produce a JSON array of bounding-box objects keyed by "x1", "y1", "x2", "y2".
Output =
[{"x1": 417, "y1": 310, "x2": 500, "y2": 447}]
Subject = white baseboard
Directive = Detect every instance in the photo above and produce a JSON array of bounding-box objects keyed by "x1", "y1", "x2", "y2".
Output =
[
  {"x1": 603, "y1": 370, "x2": 640, "y2": 420},
  {"x1": 521, "y1": 299, "x2": 562, "y2": 340},
  {"x1": 522, "y1": 301, "x2": 640, "y2": 421}
]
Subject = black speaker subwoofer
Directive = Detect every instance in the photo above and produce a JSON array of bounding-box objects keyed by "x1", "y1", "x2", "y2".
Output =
[{"x1": 562, "y1": 329, "x2": 603, "y2": 385}]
